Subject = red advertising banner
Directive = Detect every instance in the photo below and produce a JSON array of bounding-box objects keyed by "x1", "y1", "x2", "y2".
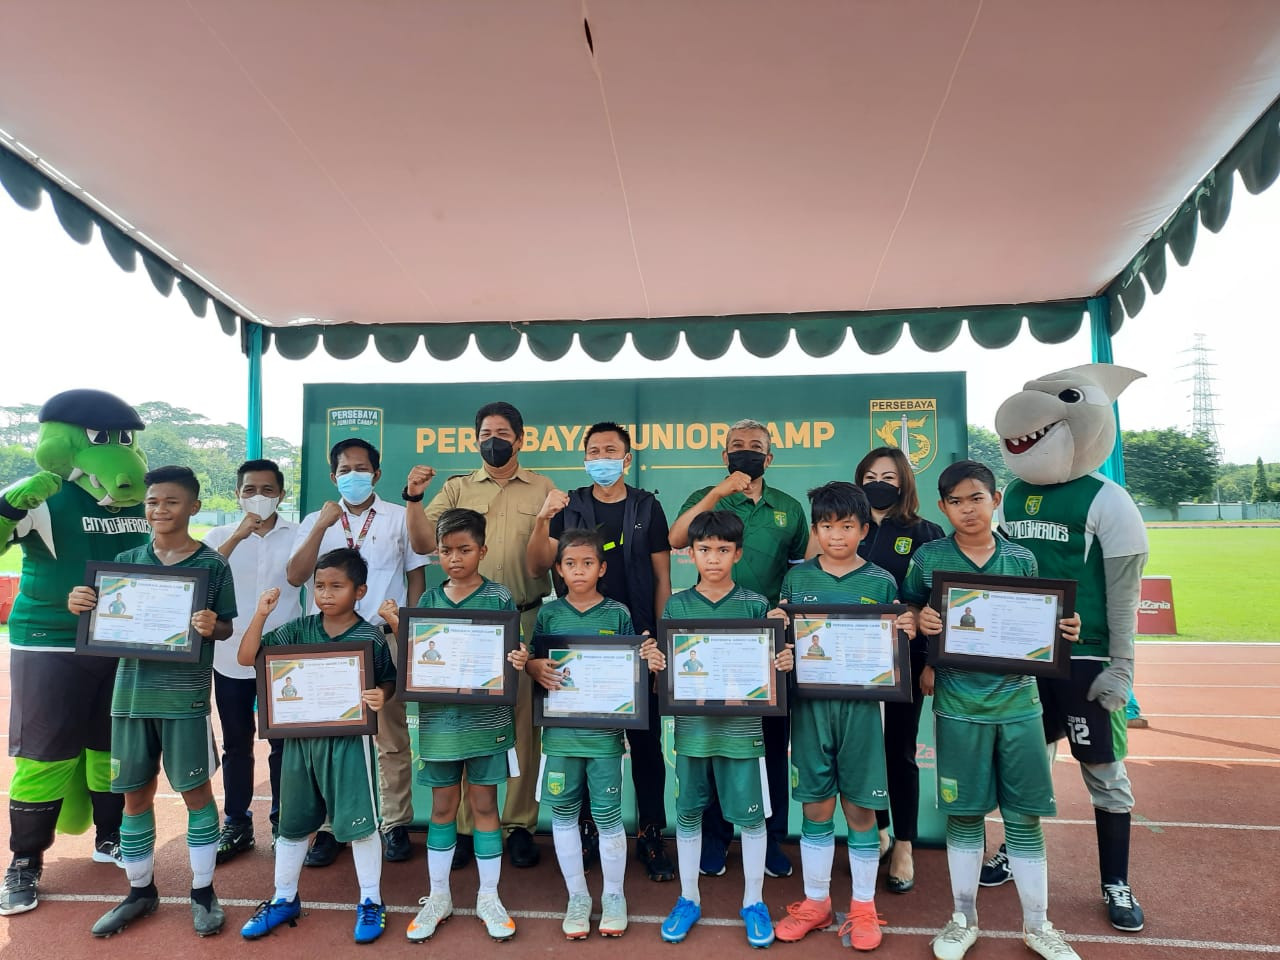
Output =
[{"x1": 1136, "y1": 575, "x2": 1177, "y2": 635}]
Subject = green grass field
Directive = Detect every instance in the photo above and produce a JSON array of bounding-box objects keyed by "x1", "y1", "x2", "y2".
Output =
[{"x1": 2, "y1": 526, "x2": 1275, "y2": 641}]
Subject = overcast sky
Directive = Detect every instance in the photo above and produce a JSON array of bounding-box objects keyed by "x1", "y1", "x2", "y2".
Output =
[{"x1": 0, "y1": 176, "x2": 1277, "y2": 463}]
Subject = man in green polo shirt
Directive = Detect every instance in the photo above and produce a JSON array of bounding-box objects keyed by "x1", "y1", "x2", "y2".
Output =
[{"x1": 669, "y1": 419, "x2": 813, "y2": 880}]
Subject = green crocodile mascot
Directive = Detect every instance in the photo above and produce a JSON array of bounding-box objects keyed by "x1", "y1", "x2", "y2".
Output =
[
  {"x1": 0, "y1": 390, "x2": 150, "y2": 916},
  {"x1": 992, "y1": 364, "x2": 1149, "y2": 934}
]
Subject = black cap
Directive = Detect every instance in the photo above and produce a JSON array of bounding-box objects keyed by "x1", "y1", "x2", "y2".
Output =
[{"x1": 38, "y1": 390, "x2": 145, "y2": 430}]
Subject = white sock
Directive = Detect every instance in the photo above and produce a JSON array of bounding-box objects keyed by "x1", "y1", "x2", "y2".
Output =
[
  {"x1": 849, "y1": 842, "x2": 879, "y2": 904},
  {"x1": 188, "y1": 842, "x2": 216, "y2": 890},
  {"x1": 740, "y1": 822, "x2": 767, "y2": 909},
  {"x1": 553, "y1": 819, "x2": 589, "y2": 897},
  {"x1": 273, "y1": 837, "x2": 308, "y2": 901},
  {"x1": 676, "y1": 828, "x2": 701, "y2": 903},
  {"x1": 599, "y1": 823, "x2": 627, "y2": 897},
  {"x1": 1008, "y1": 852, "x2": 1049, "y2": 931},
  {"x1": 476, "y1": 849, "x2": 502, "y2": 895},
  {"x1": 351, "y1": 834, "x2": 382, "y2": 904},
  {"x1": 427, "y1": 846, "x2": 453, "y2": 897},
  {"x1": 947, "y1": 844, "x2": 983, "y2": 925},
  {"x1": 125, "y1": 855, "x2": 154, "y2": 888},
  {"x1": 800, "y1": 831, "x2": 834, "y2": 901}
]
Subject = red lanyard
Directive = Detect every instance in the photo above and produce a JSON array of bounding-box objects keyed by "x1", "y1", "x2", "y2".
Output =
[{"x1": 339, "y1": 507, "x2": 377, "y2": 551}]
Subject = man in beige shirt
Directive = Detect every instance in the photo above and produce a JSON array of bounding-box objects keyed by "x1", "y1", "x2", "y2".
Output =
[{"x1": 406, "y1": 401, "x2": 553, "y2": 869}]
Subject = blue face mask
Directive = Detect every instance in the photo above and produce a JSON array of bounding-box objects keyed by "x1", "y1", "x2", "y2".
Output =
[
  {"x1": 584, "y1": 457, "x2": 626, "y2": 487},
  {"x1": 336, "y1": 471, "x2": 375, "y2": 505}
]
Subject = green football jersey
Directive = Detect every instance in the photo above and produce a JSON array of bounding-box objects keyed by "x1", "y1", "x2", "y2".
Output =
[
  {"x1": 5, "y1": 483, "x2": 149, "y2": 649},
  {"x1": 110, "y1": 542, "x2": 237, "y2": 720},
  {"x1": 902, "y1": 535, "x2": 1042, "y2": 724},
  {"x1": 262, "y1": 614, "x2": 396, "y2": 689},
  {"x1": 416, "y1": 578, "x2": 518, "y2": 761},
  {"x1": 1000, "y1": 474, "x2": 1147, "y2": 660},
  {"x1": 534, "y1": 596, "x2": 635, "y2": 758},
  {"x1": 780, "y1": 557, "x2": 899, "y2": 606},
  {"x1": 663, "y1": 584, "x2": 770, "y2": 759}
]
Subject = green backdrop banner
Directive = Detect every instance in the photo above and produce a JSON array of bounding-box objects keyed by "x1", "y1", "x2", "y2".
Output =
[{"x1": 301, "y1": 372, "x2": 965, "y2": 844}]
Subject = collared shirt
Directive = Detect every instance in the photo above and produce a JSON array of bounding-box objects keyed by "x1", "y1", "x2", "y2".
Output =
[
  {"x1": 293, "y1": 494, "x2": 428, "y2": 626},
  {"x1": 204, "y1": 517, "x2": 303, "y2": 680},
  {"x1": 424, "y1": 465, "x2": 555, "y2": 607},
  {"x1": 679, "y1": 479, "x2": 809, "y2": 605}
]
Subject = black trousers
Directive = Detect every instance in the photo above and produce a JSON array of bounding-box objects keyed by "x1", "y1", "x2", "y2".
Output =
[
  {"x1": 875, "y1": 649, "x2": 928, "y2": 842},
  {"x1": 213, "y1": 672, "x2": 282, "y2": 826}
]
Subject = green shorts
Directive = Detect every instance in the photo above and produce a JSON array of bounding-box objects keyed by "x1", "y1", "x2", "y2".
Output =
[
  {"x1": 935, "y1": 714, "x2": 1056, "y2": 817},
  {"x1": 278, "y1": 735, "x2": 380, "y2": 843},
  {"x1": 417, "y1": 751, "x2": 510, "y2": 788},
  {"x1": 675, "y1": 754, "x2": 767, "y2": 826},
  {"x1": 538, "y1": 754, "x2": 623, "y2": 817},
  {"x1": 790, "y1": 699, "x2": 888, "y2": 809},
  {"x1": 110, "y1": 715, "x2": 218, "y2": 793}
]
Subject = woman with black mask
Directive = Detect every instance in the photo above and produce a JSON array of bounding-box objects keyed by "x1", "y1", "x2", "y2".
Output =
[{"x1": 853, "y1": 446, "x2": 943, "y2": 895}]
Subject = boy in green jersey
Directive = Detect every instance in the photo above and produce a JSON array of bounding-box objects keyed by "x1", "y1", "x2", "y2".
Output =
[
  {"x1": 526, "y1": 529, "x2": 664, "y2": 939},
  {"x1": 773, "y1": 483, "x2": 915, "y2": 952},
  {"x1": 380, "y1": 509, "x2": 529, "y2": 943},
  {"x1": 656, "y1": 511, "x2": 793, "y2": 949},
  {"x1": 66, "y1": 466, "x2": 237, "y2": 939},
  {"x1": 905, "y1": 462, "x2": 1081, "y2": 960},
  {"x1": 236, "y1": 548, "x2": 396, "y2": 944}
]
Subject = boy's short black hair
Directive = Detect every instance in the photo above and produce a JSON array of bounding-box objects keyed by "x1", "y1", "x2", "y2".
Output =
[
  {"x1": 474, "y1": 401, "x2": 523, "y2": 438},
  {"x1": 687, "y1": 510, "x2": 744, "y2": 548},
  {"x1": 315, "y1": 547, "x2": 369, "y2": 587},
  {"x1": 436, "y1": 508, "x2": 486, "y2": 546},
  {"x1": 329, "y1": 438, "x2": 381, "y2": 473},
  {"x1": 584, "y1": 421, "x2": 631, "y2": 453},
  {"x1": 144, "y1": 465, "x2": 200, "y2": 499},
  {"x1": 236, "y1": 458, "x2": 285, "y2": 490},
  {"x1": 807, "y1": 481, "x2": 871, "y2": 527},
  {"x1": 938, "y1": 460, "x2": 998, "y2": 498},
  {"x1": 556, "y1": 527, "x2": 606, "y2": 564}
]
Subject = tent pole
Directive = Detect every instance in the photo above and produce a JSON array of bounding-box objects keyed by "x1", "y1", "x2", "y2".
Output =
[
  {"x1": 246, "y1": 321, "x2": 264, "y2": 459},
  {"x1": 1087, "y1": 296, "x2": 1126, "y2": 485}
]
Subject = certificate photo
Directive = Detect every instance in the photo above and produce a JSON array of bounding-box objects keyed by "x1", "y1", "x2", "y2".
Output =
[
  {"x1": 395, "y1": 608, "x2": 521, "y2": 705},
  {"x1": 75, "y1": 561, "x2": 210, "y2": 663},
  {"x1": 532, "y1": 635, "x2": 649, "y2": 730},
  {"x1": 255, "y1": 641, "x2": 378, "y2": 739},
  {"x1": 656, "y1": 618, "x2": 787, "y2": 717},
  {"x1": 788, "y1": 604, "x2": 913, "y2": 702},
  {"x1": 927, "y1": 573, "x2": 1077, "y2": 679}
]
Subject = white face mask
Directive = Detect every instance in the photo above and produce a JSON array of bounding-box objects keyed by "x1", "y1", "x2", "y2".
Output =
[{"x1": 240, "y1": 494, "x2": 280, "y2": 520}]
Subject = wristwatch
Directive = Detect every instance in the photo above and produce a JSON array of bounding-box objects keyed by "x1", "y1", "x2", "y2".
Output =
[{"x1": 402, "y1": 485, "x2": 424, "y2": 503}]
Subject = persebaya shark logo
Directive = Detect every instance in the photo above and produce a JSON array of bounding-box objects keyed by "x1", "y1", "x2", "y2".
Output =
[
  {"x1": 326, "y1": 406, "x2": 384, "y2": 452},
  {"x1": 939, "y1": 776, "x2": 959, "y2": 804},
  {"x1": 773, "y1": 510, "x2": 788, "y2": 528},
  {"x1": 870, "y1": 399, "x2": 938, "y2": 471},
  {"x1": 1025, "y1": 495, "x2": 1043, "y2": 516},
  {"x1": 546, "y1": 771, "x2": 566, "y2": 796},
  {"x1": 894, "y1": 537, "x2": 912, "y2": 555}
]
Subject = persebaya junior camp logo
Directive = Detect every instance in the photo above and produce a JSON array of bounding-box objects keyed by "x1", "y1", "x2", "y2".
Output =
[
  {"x1": 870, "y1": 398, "x2": 937, "y2": 471},
  {"x1": 327, "y1": 406, "x2": 383, "y2": 452}
]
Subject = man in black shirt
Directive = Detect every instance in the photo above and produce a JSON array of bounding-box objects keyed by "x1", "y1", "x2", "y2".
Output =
[{"x1": 526, "y1": 422, "x2": 675, "y2": 882}]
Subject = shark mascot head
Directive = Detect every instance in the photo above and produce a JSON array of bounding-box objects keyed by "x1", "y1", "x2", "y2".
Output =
[{"x1": 995, "y1": 364, "x2": 1145, "y2": 486}]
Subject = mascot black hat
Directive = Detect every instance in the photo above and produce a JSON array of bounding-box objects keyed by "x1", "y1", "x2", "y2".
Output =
[{"x1": 39, "y1": 389, "x2": 145, "y2": 430}]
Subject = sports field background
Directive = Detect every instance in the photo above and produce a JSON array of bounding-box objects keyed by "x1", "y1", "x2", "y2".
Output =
[{"x1": 1, "y1": 526, "x2": 1275, "y2": 642}]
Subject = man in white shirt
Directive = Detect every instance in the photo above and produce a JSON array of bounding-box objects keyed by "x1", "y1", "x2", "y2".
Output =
[
  {"x1": 287, "y1": 439, "x2": 427, "y2": 866},
  {"x1": 203, "y1": 459, "x2": 302, "y2": 863}
]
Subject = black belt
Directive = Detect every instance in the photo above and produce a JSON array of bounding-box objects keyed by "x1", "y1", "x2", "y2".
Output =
[{"x1": 517, "y1": 598, "x2": 542, "y2": 613}]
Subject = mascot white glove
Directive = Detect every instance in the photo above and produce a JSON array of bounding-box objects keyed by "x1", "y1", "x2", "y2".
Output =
[{"x1": 1087, "y1": 657, "x2": 1134, "y2": 713}]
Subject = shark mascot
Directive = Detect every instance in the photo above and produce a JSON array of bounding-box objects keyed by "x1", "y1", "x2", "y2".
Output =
[
  {"x1": 0, "y1": 390, "x2": 149, "y2": 915},
  {"x1": 993, "y1": 364, "x2": 1148, "y2": 933}
]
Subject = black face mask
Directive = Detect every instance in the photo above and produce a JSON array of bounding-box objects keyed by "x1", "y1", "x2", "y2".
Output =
[
  {"x1": 726, "y1": 450, "x2": 767, "y2": 480},
  {"x1": 862, "y1": 480, "x2": 901, "y2": 511},
  {"x1": 480, "y1": 437, "x2": 514, "y2": 468}
]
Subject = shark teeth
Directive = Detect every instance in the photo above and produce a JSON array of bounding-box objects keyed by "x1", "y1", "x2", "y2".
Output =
[{"x1": 1004, "y1": 421, "x2": 1061, "y2": 454}]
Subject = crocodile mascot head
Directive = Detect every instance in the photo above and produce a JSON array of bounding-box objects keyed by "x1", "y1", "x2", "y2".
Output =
[
  {"x1": 994, "y1": 363, "x2": 1145, "y2": 486},
  {"x1": 35, "y1": 389, "x2": 148, "y2": 508}
]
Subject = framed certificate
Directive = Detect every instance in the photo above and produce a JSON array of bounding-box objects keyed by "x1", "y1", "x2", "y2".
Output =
[
  {"x1": 788, "y1": 604, "x2": 913, "y2": 702},
  {"x1": 533, "y1": 635, "x2": 650, "y2": 730},
  {"x1": 255, "y1": 641, "x2": 378, "y2": 739},
  {"x1": 927, "y1": 573, "x2": 1077, "y2": 679},
  {"x1": 75, "y1": 561, "x2": 211, "y2": 663},
  {"x1": 656, "y1": 618, "x2": 788, "y2": 717},
  {"x1": 395, "y1": 608, "x2": 522, "y2": 705}
]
